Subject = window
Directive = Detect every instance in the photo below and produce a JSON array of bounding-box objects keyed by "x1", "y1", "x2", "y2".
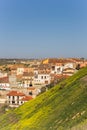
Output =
[
  {"x1": 57, "y1": 68, "x2": 60, "y2": 72},
  {"x1": 17, "y1": 96, "x2": 19, "y2": 100},
  {"x1": 13, "y1": 96, "x2": 14, "y2": 100},
  {"x1": 52, "y1": 66, "x2": 55, "y2": 70},
  {"x1": 29, "y1": 91, "x2": 32, "y2": 95},
  {"x1": 41, "y1": 76, "x2": 43, "y2": 79},
  {"x1": 35, "y1": 74, "x2": 38, "y2": 78},
  {"x1": 30, "y1": 81, "x2": 32, "y2": 86},
  {"x1": 12, "y1": 101, "x2": 15, "y2": 104},
  {"x1": 44, "y1": 76, "x2": 46, "y2": 79}
]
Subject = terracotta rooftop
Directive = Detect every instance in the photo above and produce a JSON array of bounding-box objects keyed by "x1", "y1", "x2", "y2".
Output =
[
  {"x1": 21, "y1": 96, "x2": 33, "y2": 101},
  {"x1": 50, "y1": 74, "x2": 69, "y2": 79},
  {"x1": 7, "y1": 91, "x2": 25, "y2": 96},
  {"x1": 38, "y1": 71, "x2": 50, "y2": 74},
  {"x1": 0, "y1": 77, "x2": 9, "y2": 83},
  {"x1": 43, "y1": 58, "x2": 82, "y2": 64},
  {"x1": 23, "y1": 72, "x2": 34, "y2": 77},
  {"x1": 27, "y1": 87, "x2": 36, "y2": 90}
]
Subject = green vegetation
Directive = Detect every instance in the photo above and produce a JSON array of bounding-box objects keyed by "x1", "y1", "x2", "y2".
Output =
[
  {"x1": 0, "y1": 104, "x2": 8, "y2": 115},
  {"x1": 0, "y1": 67, "x2": 87, "y2": 130}
]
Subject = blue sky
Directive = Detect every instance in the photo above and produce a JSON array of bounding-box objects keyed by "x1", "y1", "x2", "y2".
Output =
[{"x1": 0, "y1": 0, "x2": 87, "y2": 58}]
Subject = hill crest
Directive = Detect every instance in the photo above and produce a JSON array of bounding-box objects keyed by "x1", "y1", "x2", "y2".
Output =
[{"x1": 0, "y1": 67, "x2": 87, "y2": 130}]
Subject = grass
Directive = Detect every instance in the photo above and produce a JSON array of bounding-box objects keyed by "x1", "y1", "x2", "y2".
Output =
[{"x1": 0, "y1": 67, "x2": 87, "y2": 130}]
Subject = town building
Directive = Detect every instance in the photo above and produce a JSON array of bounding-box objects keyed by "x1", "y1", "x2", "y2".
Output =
[{"x1": 7, "y1": 90, "x2": 33, "y2": 107}]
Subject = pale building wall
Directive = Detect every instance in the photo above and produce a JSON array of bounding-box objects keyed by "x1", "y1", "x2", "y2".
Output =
[
  {"x1": 17, "y1": 68, "x2": 24, "y2": 75},
  {"x1": 34, "y1": 74, "x2": 51, "y2": 85}
]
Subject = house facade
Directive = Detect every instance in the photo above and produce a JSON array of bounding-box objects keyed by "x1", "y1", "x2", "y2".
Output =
[
  {"x1": 0, "y1": 77, "x2": 10, "y2": 90},
  {"x1": 51, "y1": 65, "x2": 63, "y2": 74},
  {"x1": 7, "y1": 91, "x2": 25, "y2": 107},
  {"x1": 27, "y1": 87, "x2": 41, "y2": 98},
  {"x1": 17, "y1": 68, "x2": 24, "y2": 75},
  {"x1": 34, "y1": 73, "x2": 51, "y2": 85},
  {"x1": 22, "y1": 72, "x2": 34, "y2": 87},
  {"x1": 62, "y1": 68, "x2": 77, "y2": 76},
  {"x1": 21, "y1": 96, "x2": 33, "y2": 104},
  {"x1": 7, "y1": 90, "x2": 33, "y2": 107}
]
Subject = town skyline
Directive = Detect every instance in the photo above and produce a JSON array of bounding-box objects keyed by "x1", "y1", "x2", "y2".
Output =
[{"x1": 0, "y1": 0, "x2": 87, "y2": 58}]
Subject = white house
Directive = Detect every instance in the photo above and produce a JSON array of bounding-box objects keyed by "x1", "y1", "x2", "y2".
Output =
[
  {"x1": 63, "y1": 63, "x2": 75, "y2": 69},
  {"x1": 27, "y1": 87, "x2": 41, "y2": 98},
  {"x1": 7, "y1": 91, "x2": 25, "y2": 107},
  {"x1": 17, "y1": 68, "x2": 24, "y2": 75},
  {"x1": 51, "y1": 65, "x2": 63, "y2": 74},
  {"x1": 62, "y1": 68, "x2": 77, "y2": 76},
  {"x1": 34, "y1": 73, "x2": 51, "y2": 85},
  {"x1": 22, "y1": 72, "x2": 34, "y2": 88},
  {"x1": 9, "y1": 74, "x2": 17, "y2": 88},
  {"x1": 7, "y1": 90, "x2": 33, "y2": 107},
  {"x1": 0, "y1": 77, "x2": 10, "y2": 90},
  {"x1": 0, "y1": 71, "x2": 7, "y2": 78}
]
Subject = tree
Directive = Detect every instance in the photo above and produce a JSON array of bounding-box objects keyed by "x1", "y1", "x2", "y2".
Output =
[{"x1": 76, "y1": 64, "x2": 80, "y2": 70}]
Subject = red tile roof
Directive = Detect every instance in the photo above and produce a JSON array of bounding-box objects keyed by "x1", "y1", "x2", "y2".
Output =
[
  {"x1": 23, "y1": 72, "x2": 34, "y2": 77},
  {"x1": 0, "y1": 77, "x2": 9, "y2": 83},
  {"x1": 21, "y1": 96, "x2": 33, "y2": 101},
  {"x1": 7, "y1": 91, "x2": 25, "y2": 96},
  {"x1": 27, "y1": 87, "x2": 36, "y2": 90}
]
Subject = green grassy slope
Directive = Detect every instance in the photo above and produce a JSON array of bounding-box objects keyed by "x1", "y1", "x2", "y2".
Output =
[{"x1": 0, "y1": 68, "x2": 87, "y2": 130}]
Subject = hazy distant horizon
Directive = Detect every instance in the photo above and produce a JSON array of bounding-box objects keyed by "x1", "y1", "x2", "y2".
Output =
[
  {"x1": 0, "y1": 0, "x2": 87, "y2": 58},
  {"x1": 0, "y1": 56, "x2": 86, "y2": 60}
]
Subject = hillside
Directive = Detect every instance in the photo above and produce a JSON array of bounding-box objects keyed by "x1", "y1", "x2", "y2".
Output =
[{"x1": 0, "y1": 68, "x2": 87, "y2": 130}]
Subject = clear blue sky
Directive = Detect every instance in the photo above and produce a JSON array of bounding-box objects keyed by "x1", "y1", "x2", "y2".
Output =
[{"x1": 0, "y1": 0, "x2": 87, "y2": 58}]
